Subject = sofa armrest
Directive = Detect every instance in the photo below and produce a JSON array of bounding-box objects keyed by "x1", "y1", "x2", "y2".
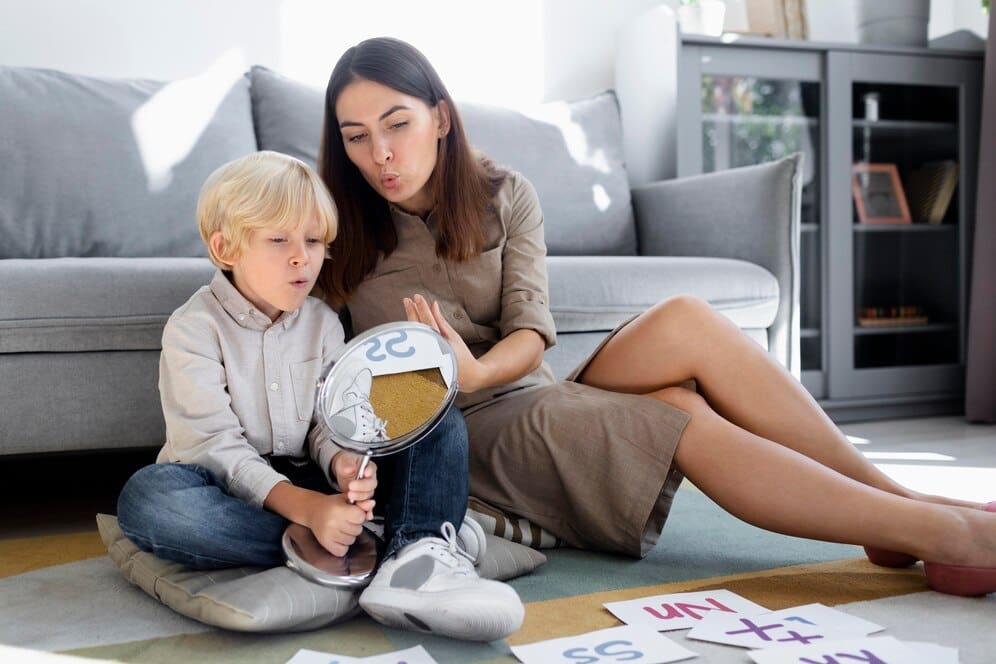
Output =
[{"x1": 631, "y1": 154, "x2": 802, "y2": 375}]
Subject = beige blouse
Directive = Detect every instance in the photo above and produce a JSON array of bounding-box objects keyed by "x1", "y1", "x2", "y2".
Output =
[{"x1": 347, "y1": 171, "x2": 558, "y2": 412}]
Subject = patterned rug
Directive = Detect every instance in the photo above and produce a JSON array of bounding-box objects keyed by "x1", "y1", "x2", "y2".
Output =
[{"x1": 3, "y1": 488, "x2": 993, "y2": 663}]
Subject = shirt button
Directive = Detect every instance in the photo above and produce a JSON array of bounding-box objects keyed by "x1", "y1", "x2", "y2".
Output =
[
  {"x1": 269, "y1": 382, "x2": 279, "y2": 391},
  {"x1": 238, "y1": 314, "x2": 246, "y2": 321},
  {"x1": 433, "y1": 263, "x2": 442, "y2": 273},
  {"x1": 453, "y1": 310, "x2": 464, "y2": 320}
]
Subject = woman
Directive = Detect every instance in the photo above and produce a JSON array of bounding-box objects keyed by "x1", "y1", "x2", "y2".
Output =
[{"x1": 317, "y1": 36, "x2": 996, "y2": 597}]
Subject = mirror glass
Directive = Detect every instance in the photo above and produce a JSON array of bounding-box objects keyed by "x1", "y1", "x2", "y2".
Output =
[{"x1": 283, "y1": 321, "x2": 459, "y2": 588}]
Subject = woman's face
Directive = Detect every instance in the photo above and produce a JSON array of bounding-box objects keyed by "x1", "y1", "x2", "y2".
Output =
[{"x1": 335, "y1": 78, "x2": 448, "y2": 218}]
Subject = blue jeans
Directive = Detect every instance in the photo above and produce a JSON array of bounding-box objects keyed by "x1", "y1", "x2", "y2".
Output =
[{"x1": 117, "y1": 406, "x2": 469, "y2": 569}]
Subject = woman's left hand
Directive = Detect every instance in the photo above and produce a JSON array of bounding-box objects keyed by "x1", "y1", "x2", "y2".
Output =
[{"x1": 403, "y1": 294, "x2": 487, "y2": 393}]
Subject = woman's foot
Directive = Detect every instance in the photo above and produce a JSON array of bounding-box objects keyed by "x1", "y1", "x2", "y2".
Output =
[
  {"x1": 919, "y1": 502, "x2": 996, "y2": 596},
  {"x1": 864, "y1": 500, "x2": 996, "y2": 569}
]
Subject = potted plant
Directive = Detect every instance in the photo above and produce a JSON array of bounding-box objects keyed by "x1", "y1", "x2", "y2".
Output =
[{"x1": 678, "y1": 0, "x2": 727, "y2": 37}]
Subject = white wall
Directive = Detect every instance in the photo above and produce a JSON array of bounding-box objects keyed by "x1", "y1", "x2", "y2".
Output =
[{"x1": 0, "y1": 0, "x2": 988, "y2": 103}]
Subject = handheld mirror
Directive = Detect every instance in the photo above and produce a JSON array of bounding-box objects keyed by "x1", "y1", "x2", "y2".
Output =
[{"x1": 282, "y1": 321, "x2": 459, "y2": 587}]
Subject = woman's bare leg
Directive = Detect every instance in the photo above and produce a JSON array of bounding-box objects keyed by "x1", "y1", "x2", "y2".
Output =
[
  {"x1": 579, "y1": 296, "x2": 981, "y2": 509},
  {"x1": 659, "y1": 387, "x2": 996, "y2": 568}
]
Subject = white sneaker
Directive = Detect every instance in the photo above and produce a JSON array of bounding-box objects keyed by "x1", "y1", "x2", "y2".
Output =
[
  {"x1": 328, "y1": 362, "x2": 388, "y2": 442},
  {"x1": 359, "y1": 521, "x2": 524, "y2": 641},
  {"x1": 456, "y1": 514, "x2": 487, "y2": 565}
]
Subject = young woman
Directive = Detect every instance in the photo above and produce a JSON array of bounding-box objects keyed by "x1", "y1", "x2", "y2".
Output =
[{"x1": 317, "y1": 36, "x2": 996, "y2": 597}]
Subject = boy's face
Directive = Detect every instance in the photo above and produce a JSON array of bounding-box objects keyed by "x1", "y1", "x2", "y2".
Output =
[{"x1": 227, "y1": 216, "x2": 326, "y2": 322}]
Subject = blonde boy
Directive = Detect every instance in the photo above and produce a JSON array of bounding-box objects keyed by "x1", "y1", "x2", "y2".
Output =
[
  {"x1": 117, "y1": 151, "x2": 524, "y2": 641},
  {"x1": 118, "y1": 151, "x2": 376, "y2": 568}
]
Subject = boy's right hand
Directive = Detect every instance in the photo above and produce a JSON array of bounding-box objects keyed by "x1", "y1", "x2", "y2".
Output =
[{"x1": 307, "y1": 493, "x2": 375, "y2": 557}]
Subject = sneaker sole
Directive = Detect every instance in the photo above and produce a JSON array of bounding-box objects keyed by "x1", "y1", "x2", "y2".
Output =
[{"x1": 359, "y1": 587, "x2": 524, "y2": 642}]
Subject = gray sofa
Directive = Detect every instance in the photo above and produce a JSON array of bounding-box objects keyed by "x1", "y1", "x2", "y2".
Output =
[{"x1": 0, "y1": 65, "x2": 801, "y2": 457}]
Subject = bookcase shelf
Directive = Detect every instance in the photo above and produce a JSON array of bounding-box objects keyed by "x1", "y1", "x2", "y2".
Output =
[
  {"x1": 852, "y1": 119, "x2": 957, "y2": 133},
  {"x1": 853, "y1": 224, "x2": 957, "y2": 232},
  {"x1": 678, "y1": 36, "x2": 982, "y2": 420},
  {"x1": 854, "y1": 322, "x2": 957, "y2": 336}
]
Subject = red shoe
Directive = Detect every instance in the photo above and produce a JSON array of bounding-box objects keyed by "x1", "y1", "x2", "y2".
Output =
[
  {"x1": 864, "y1": 500, "x2": 996, "y2": 568},
  {"x1": 924, "y1": 562, "x2": 996, "y2": 596},
  {"x1": 863, "y1": 547, "x2": 918, "y2": 568}
]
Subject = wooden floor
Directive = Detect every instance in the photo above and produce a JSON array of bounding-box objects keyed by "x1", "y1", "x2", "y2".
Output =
[{"x1": 1, "y1": 416, "x2": 994, "y2": 540}]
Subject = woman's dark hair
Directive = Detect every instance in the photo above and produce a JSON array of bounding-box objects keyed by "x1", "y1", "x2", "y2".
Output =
[{"x1": 317, "y1": 37, "x2": 505, "y2": 307}]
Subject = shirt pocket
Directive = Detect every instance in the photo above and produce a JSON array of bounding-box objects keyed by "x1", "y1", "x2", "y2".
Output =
[
  {"x1": 454, "y1": 246, "x2": 503, "y2": 324},
  {"x1": 348, "y1": 265, "x2": 423, "y2": 334},
  {"x1": 289, "y1": 357, "x2": 322, "y2": 422}
]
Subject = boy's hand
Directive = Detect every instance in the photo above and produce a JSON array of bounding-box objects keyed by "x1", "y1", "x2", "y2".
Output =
[
  {"x1": 307, "y1": 493, "x2": 374, "y2": 557},
  {"x1": 332, "y1": 452, "x2": 378, "y2": 515}
]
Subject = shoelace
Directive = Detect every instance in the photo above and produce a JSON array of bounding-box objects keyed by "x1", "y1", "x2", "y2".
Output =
[
  {"x1": 438, "y1": 521, "x2": 478, "y2": 570},
  {"x1": 334, "y1": 397, "x2": 388, "y2": 441}
]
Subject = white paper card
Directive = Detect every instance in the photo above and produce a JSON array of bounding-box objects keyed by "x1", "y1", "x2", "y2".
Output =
[
  {"x1": 604, "y1": 589, "x2": 769, "y2": 631},
  {"x1": 358, "y1": 329, "x2": 449, "y2": 384},
  {"x1": 747, "y1": 636, "x2": 933, "y2": 664},
  {"x1": 768, "y1": 604, "x2": 884, "y2": 636},
  {"x1": 687, "y1": 603, "x2": 885, "y2": 649},
  {"x1": 510, "y1": 625, "x2": 698, "y2": 664},
  {"x1": 286, "y1": 645, "x2": 438, "y2": 664}
]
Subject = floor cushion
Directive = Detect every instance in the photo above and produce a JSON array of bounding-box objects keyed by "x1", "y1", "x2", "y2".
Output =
[{"x1": 98, "y1": 513, "x2": 545, "y2": 632}]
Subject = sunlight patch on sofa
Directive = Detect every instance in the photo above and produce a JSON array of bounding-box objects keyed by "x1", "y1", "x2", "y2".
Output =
[{"x1": 131, "y1": 48, "x2": 246, "y2": 193}]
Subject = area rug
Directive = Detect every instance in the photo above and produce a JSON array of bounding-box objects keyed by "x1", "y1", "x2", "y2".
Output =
[{"x1": 3, "y1": 488, "x2": 993, "y2": 663}]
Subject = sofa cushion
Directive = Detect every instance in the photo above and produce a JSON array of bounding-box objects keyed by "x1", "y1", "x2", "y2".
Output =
[
  {"x1": 461, "y1": 93, "x2": 636, "y2": 256},
  {"x1": 248, "y1": 67, "x2": 636, "y2": 256},
  {"x1": 0, "y1": 66, "x2": 257, "y2": 259},
  {"x1": 0, "y1": 258, "x2": 215, "y2": 353},
  {"x1": 250, "y1": 66, "x2": 324, "y2": 171},
  {"x1": 547, "y1": 256, "x2": 779, "y2": 333}
]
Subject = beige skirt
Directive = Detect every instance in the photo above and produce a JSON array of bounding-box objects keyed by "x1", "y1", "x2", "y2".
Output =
[{"x1": 464, "y1": 322, "x2": 690, "y2": 558}]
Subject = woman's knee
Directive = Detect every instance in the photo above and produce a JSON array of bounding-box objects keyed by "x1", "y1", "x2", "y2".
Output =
[
  {"x1": 647, "y1": 385, "x2": 711, "y2": 417},
  {"x1": 650, "y1": 294, "x2": 711, "y2": 321}
]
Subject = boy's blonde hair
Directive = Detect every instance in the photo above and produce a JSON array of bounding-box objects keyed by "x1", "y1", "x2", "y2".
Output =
[{"x1": 197, "y1": 151, "x2": 338, "y2": 269}]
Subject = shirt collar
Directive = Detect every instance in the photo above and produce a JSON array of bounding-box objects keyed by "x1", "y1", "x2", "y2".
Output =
[{"x1": 209, "y1": 270, "x2": 300, "y2": 330}]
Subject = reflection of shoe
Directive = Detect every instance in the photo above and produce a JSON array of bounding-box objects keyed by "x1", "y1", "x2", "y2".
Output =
[
  {"x1": 328, "y1": 363, "x2": 388, "y2": 442},
  {"x1": 865, "y1": 501, "x2": 996, "y2": 568},
  {"x1": 359, "y1": 521, "x2": 524, "y2": 641}
]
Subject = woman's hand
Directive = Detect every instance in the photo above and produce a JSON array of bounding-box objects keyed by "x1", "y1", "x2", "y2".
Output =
[
  {"x1": 331, "y1": 451, "x2": 377, "y2": 520},
  {"x1": 403, "y1": 294, "x2": 488, "y2": 393}
]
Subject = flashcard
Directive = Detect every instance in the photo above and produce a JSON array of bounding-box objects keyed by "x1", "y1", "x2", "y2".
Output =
[
  {"x1": 358, "y1": 329, "x2": 449, "y2": 383},
  {"x1": 286, "y1": 645, "x2": 438, "y2": 664},
  {"x1": 686, "y1": 603, "x2": 884, "y2": 650},
  {"x1": 746, "y1": 636, "x2": 934, "y2": 664},
  {"x1": 687, "y1": 612, "x2": 855, "y2": 650},
  {"x1": 769, "y1": 604, "x2": 884, "y2": 637},
  {"x1": 604, "y1": 589, "x2": 769, "y2": 631},
  {"x1": 510, "y1": 624, "x2": 698, "y2": 664}
]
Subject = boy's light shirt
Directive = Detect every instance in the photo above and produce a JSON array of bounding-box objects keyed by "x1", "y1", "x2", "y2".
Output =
[{"x1": 157, "y1": 270, "x2": 346, "y2": 507}]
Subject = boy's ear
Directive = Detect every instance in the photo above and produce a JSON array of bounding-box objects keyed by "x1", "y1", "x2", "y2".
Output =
[{"x1": 208, "y1": 231, "x2": 236, "y2": 268}]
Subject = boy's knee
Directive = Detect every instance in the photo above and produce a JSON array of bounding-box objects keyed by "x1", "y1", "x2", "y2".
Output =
[
  {"x1": 117, "y1": 464, "x2": 211, "y2": 525},
  {"x1": 437, "y1": 406, "x2": 468, "y2": 443}
]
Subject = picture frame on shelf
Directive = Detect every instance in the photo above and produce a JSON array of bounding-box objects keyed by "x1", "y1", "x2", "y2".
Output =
[{"x1": 852, "y1": 163, "x2": 912, "y2": 224}]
